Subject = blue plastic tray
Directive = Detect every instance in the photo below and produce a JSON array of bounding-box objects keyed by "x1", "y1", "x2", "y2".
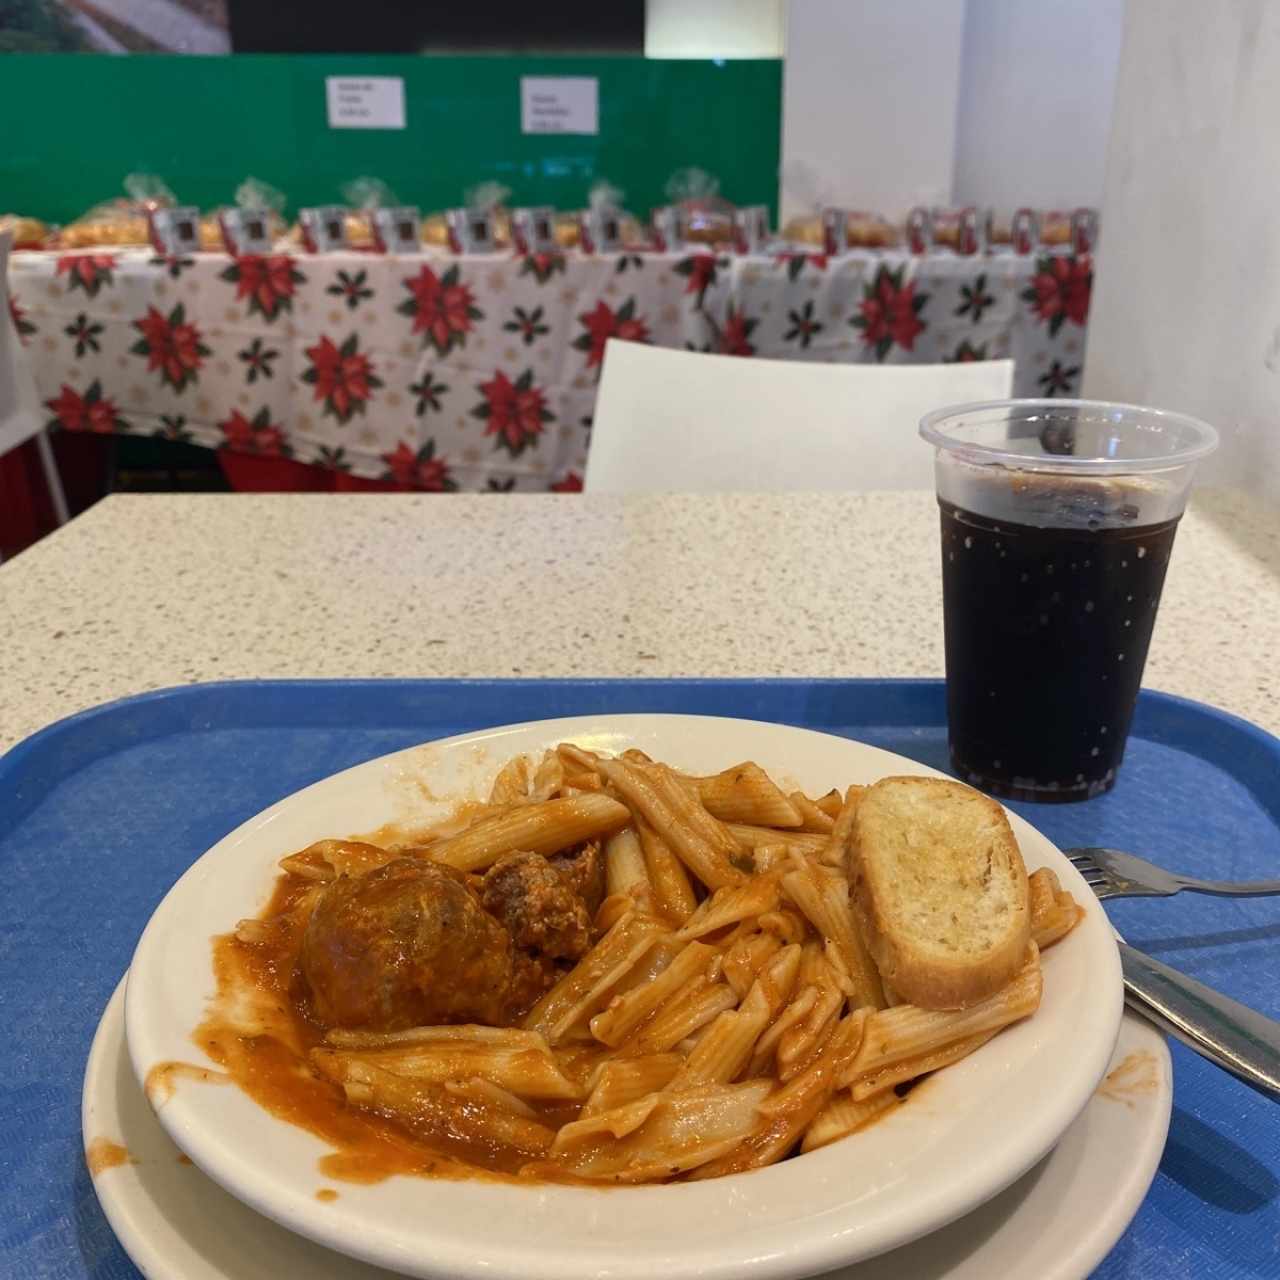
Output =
[{"x1": 3, "y1": 679, "x2": 1279, "y2": 1280}]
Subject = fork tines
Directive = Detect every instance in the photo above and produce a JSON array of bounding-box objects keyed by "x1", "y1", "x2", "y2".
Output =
[{"x1": 1065, "y1": 849, "x2": 1107, "y2": 886}]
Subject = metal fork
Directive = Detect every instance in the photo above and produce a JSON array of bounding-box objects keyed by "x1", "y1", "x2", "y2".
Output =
[
  {"x1": 1065, "y1": 846, "x2": 1280, "y2": 900},
  {"x1": 1063, "y1": 849, "x2": 1280, "y2": 1099}
]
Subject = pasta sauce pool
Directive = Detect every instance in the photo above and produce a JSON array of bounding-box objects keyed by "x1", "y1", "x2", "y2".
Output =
[{"x1": 939, "y1": 496, "x2": 1179, "y2": 802}]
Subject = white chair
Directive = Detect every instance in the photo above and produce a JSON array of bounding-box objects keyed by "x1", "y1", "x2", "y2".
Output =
[
  {"x1": 1, "y1": 229, "x2": 69, "y2": 530},
  {"x1": 585, "y1": 340, "x2": 1014, "y2": 493}
]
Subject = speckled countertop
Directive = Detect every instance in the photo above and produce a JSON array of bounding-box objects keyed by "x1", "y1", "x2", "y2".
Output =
[{"x1": 1, "y1": 488, "x2": 1276, "y2": 754}]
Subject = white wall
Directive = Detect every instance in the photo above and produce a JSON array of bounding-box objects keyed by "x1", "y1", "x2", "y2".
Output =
[
  {"x1": 1084, "y1": 0, "x2": 1280, "y2": 502},
  {"x1": 645, "y1": 0, "x2": 785, "y2": 59},
  {"x1": 952, "y1": 0, "x2": 1124, "y2": 210},
  {"x1": 781, "y1": 0, "x2": 967, "y2": 222}
]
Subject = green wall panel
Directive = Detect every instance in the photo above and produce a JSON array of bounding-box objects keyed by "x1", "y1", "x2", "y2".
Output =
[{"x1": 0, "y1": 54, "x2": 781, "y2": 224}]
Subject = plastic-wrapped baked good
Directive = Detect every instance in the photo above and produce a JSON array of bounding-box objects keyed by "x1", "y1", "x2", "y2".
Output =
[
  {"x1": 665, "y1": 167, "x2": 735, "y2": 245},
  {"x1": 783, "y1": 210, "x2": 897, "y2": 249},
  {"x1": 421, "y1": 182, "x2": 513, "y2": 251},
  {"x1": 0, "y1": 215, "x2": 51, "y2": 250},
  {"x1": 202, "y1": 177, "x2": 287, "y2": 252},
  {"x1": 58, "y1": 174, "x2": 175, "y2": 248},
  {"x1": 421, "y1": 213, "x2": 450, "y2": 247}
]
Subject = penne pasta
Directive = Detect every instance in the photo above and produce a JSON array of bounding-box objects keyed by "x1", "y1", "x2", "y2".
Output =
[
  {"x1": 782, "y1": 858, "x2": 886, "y2": 1010},
  {"x1": 668, "y1": 945, "x2": 801, "y2": 1089},
  {"x1": 749, "y1": 984, "x2": 819, "y2": 1074},
  {"x1": 751, "y1": 842, "x2": 794, "y2": 874},
  {"x1": 488, "y1": 755, "x2": 531, "y2": 806},
  {"x1": 552, "y1": 1093, "x2": 663, "y2": 1151},
  {"x1": 802, "y1": 1085, "x2": 900, "y2": 1152},
  {"x1": 686, "y1": 763, "x2": 804, "y2": 828},
  {"x1": 528, "y1": 751, "x2": 565, "y2": 803},
  {"x1": 234, "y1": 918, "x2": 274, "y2": 943},
  {"x1": 312, "y1": 1056, "x2": 556, "y2": 1158},
  {"x1": 726, "y1": 823, "x2": 829, "y2": 857},
  {"x1": 675, "y1": 874, "x2": 782, "y2": 941},
  {"x1": 850, "y1": 1029, "x2": 1000, "y2": 1102},
  {"x1": 812, "y1": 789, "x2": 844, "y2": 819},
  {"x1": 311, "y1": 1038, "x2": 583, "y2": 1101},
  {"x1": 647, "y1": 764, "x2": 744, "y2": 859},
  {"x1": 690, "y1": 1012, "x2": 867, "y2": 1179},
  {"x1": 758, "y1": 908, "x2": 808, "y2": 945},
  {"x1": 777, "y1": 986, "x2": 844, "y2": 1082},
  {"x1": 1029, "y1": 867, "x2": 1084, "y2": 950},
  {"x1": 789, "y1": 791, "x2": 837, "y2": 834},
  {"x1": 279, "y1": 839, "x2": 401, "y2": 882},
  {"x1": 579, "y1": 1055, "x2": 684, "y2": 1119},
  {"x1": 326, "y1": 1024, "x2": 552, "y2": 1050},
  {"x1": 597, "y1": 758, "x2": 746, "y2": 890},
  {"x1": 535, "y1": 1081, "x2": 773, "y2": 1182},
  {"x1": 444, "y1": 1076, "x2": 541, "y2": 1120},
  {"x1": 635, "y1": 818, "x2": 698, "y2": 925},
  {"x1": 590, "y1": 941, "x2": 717, "y2": 1047},
  {"x1": 524, "y1": 913, "x2": 669, "y2": 1044},
  {"x1": 840, "y1": 950, "x2": 1042, "y2": 1089},
  {"x1": 721, "y1": 931, "x2": 784, "y2": 998},
  {"x1": 625, "y1": 980, "x2": 740, "y2": 1055},
  {"x1": 604, "y1": 826, "x2": 652, "y2": 904},
  {"x1": 819, "y1": 785, "x2": 864, "y2": 870},
  {"x1": 424, "y1": 793, "x2": 631, "y2": 872}
]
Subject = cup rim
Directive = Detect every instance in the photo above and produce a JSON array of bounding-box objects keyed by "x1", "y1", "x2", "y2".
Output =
[{"x1": 919, "y1": 398, "x2": 1220, "y2": 475}]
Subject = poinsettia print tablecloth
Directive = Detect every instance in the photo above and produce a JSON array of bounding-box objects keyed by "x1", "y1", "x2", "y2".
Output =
[
  {"x1": 684, "y1": 249, "x2": 1091, "y2": 394},
  {"x1": 5, "y1": 247, "x2": 1091, "y2": 492}
]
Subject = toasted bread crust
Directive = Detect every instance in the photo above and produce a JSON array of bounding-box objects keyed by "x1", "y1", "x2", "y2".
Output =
[{"x1": 850, "y1": 776, "x2": 1030, "y2": 1010}]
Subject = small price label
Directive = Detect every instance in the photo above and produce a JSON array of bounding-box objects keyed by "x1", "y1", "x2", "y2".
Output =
[
  {"x1": 326, "y1": 77, "x2": 406, "y2": 130},
  {"x1": 372, "y1": 207, "x2": 422, "y2": 254},
  {"x1": 299, "y1": 207, "x2": 349, "y2": 254},
  {"x1": 149, "y1": 207, "x2": 201, "y2": 256},
  {"x1": 520, "y1": 77, "x2": 598, "y2": 135}
]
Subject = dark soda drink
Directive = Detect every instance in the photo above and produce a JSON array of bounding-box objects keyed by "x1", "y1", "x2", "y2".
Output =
[
  {"x1": 920, "y1": 399, "x2": 1217, "y2": 803},
  {"x1": 939, "y1": 497, "x2": 1179, "y2": 801}
]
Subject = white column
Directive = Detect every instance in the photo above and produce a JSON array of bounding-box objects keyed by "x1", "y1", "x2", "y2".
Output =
[
  {"x1": 644, "y1": 0, "x2": 786, "y2": 59},
  {"x1": 780, "y1": 0, "x2": 967, "y2": 223},
  {"x1": 1084, "y1": 0, "x2": 1280, "y2": 500},
  {"x1": 952, "y1": 0, "x2": 1124, "y2": 210}
]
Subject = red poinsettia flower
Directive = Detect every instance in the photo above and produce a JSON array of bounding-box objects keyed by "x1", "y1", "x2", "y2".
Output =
[
  {"x1": 8, "y1": 295, "x2": 36, "y2": 343},
  {"x1": 45, "y1": 381, "x2": 123, "y2": 433},
  {"x1": 382, "y1": 440, "x2": 457, "y2": 492},
  {"x1": 398, "y1": 263, "x2": 481, "y2": 356},
  {"x1": 303, "y1": 334, "x2": 382, "y2": 423},
  {"x1": 574, "y1": 298, "x2": 651, "y2": 370},
  {"x1": 1022, "y1": 254, "x2": 1092, "y2": 335},
  {"x1": 852, "y1": 265, "x2": 929, "y2": 360},
  {"x1": 550, "y1": 471, "x2": 583, "y2": 493},
  {"x1": 219, "y1": 408, "x2": 289, "y2": 456},
  {"x1": 518, "y1": 252, "x2": 566, "y2": 285},
  {"x1": 222, "y1": 254, "x2": 303, "y2": 321},
  {"x1": 674, "y1": 253, "x2": 721, "y2": 303},
  {"x1": 719, "y1": 306, "x2": 758, "y2": 357},
  {"x1": 774, "y1": 251, "x2": 828, "y2": 282},
  {"x1": 56, "y1": 254, "x2": 117, "y2": 296},
  {"x1": 131, "y1": 304, "x2": 209, "y2": 391},
  {"x1": 473, "y1": 369, "x2": 553, "y2": 457}
]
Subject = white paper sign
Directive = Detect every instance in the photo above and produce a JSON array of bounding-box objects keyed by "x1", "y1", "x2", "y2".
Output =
[
  {"x1": 521, "y1": 77, "x2": 598, "y2": 135},
  {"x1": 326, "y1": 76, "x2": 406, "y2": 129}
]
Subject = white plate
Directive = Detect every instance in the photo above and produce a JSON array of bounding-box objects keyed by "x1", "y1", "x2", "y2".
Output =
[
  {"x1": 124, "y1": 715, "x2": 1125, "y2": 1280},
  {"x1": 88, "y1": 976, "x2": 1171, "y2": 1280}
]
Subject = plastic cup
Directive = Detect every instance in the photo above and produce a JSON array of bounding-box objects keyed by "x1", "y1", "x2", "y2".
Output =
[{"x1": 919, "y1": 399, "x2": 1218, "y2": 802}]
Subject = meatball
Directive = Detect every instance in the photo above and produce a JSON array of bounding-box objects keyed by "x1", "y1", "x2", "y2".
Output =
[
  {"x1": 480, "y1": 851, "x2": 592, "y2": 961},
  {"x1": 301, "y1": 858, "x2": 514, "y2": 1030},
  {"x1": 549, "y1": 840, "x2": 606, "y2": 917}
]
